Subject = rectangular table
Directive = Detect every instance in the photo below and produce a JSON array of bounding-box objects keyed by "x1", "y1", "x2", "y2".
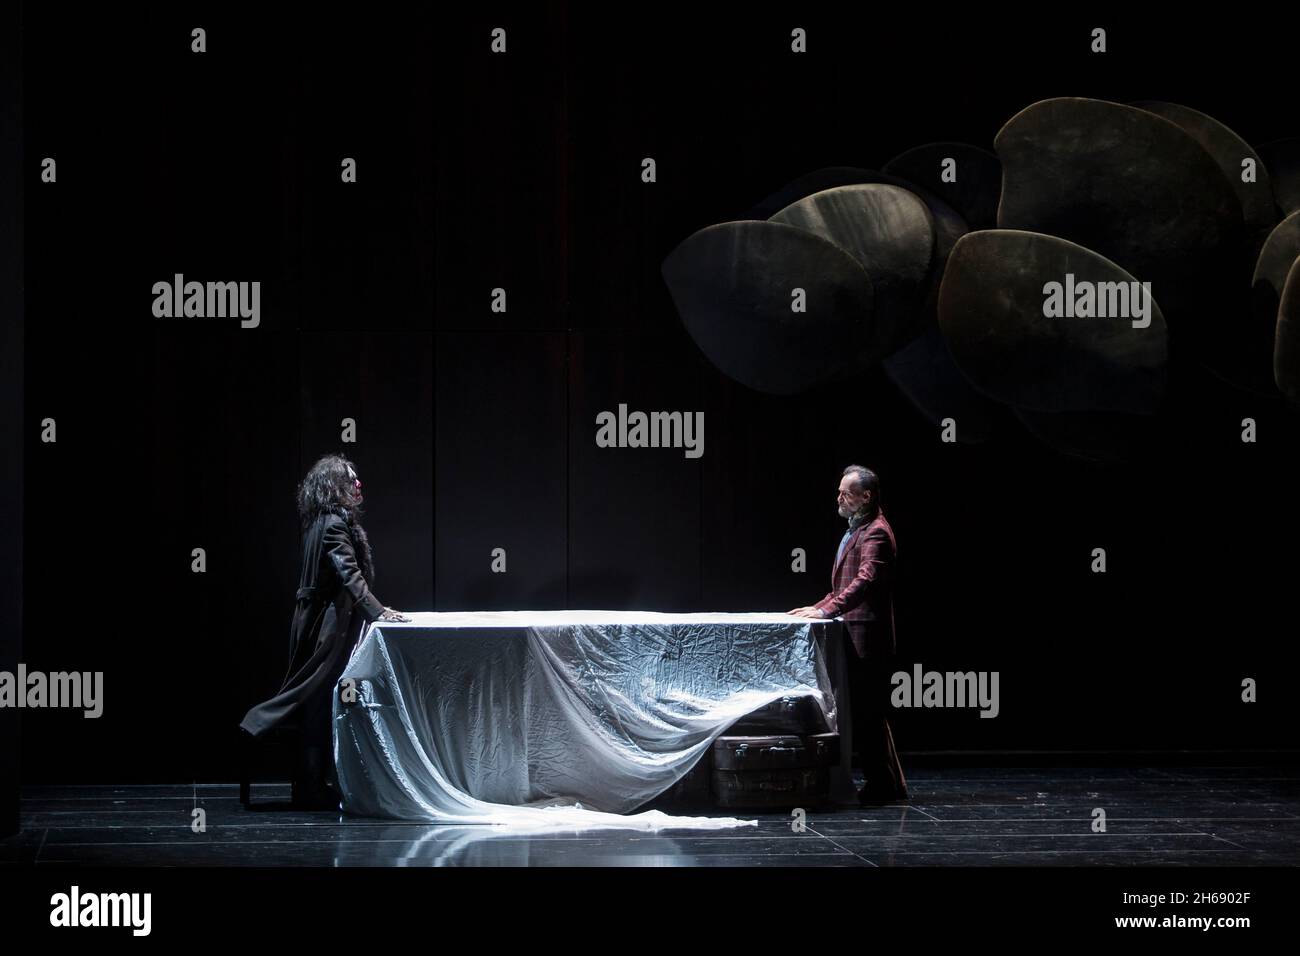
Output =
[{"x1": 333, "y1": 610, "x2": 857, "y2": 828}]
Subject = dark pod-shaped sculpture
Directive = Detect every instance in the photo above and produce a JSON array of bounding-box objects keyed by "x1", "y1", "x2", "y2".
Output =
[
  {"x1": 880, "y1": 325, "x2": 999, "y2": 443},
  {"x1": 884, "y1": 142, "x2": 1002, "y2": 231},
  {"x1": 937, "y1": 229, "x2": 1168, "y2": 414},
  {"x1": 749, "y1": 166, "x2": 967, "y2": 265},
  {"x1": 750, "y1": 167, "x2": 888, "y2": 221},
  {"x1": 1255, "y1": 212, "x2": 1300, "y2": 299},
  {"x1": 753, "y1": 170, "x2": 991, "y2": 433},
  {"x1": 1257, "y1": 138, "x2": 1300, "y2": 217},
  {"x1": 996, "y1": 98, "x2": 1245, "y2": 351},
  {"x1": 661, "y1": 220, "x2": 876, "y2": 395},
  {"x1": 1278, "y1": 256, "x2": 1300, "y2": 404},
  {"x1": 770, "y1": 184, "x2": 935, "y2": 358},
  {"x1": 1130, "y1": 101, "x2": 1276, "y2": 252},
  {"x1": 1249, "y1": 212, "x2": 1300, "y2": 394}
]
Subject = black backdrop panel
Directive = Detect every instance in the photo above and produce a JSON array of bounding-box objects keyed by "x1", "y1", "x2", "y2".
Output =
[
  {"x1": 298, "y1": 332, "x2": 435, "y2": 616},
  {"x1": 13, "y1": 6, "x2": 1300, "y2": 781},
  {"x1": 567, "y1": 331, "x2": 703, "y2": 610},
  {"x1": 435, "y1": 331, "x2": 567, "y2": 609}
]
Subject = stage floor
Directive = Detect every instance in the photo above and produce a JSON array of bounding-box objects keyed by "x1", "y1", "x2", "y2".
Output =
[{"x1": 4, "y1": 765, "x2": 1297, "y2": 867}]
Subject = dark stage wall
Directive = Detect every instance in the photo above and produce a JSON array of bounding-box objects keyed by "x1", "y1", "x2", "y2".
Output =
[
  {"x1": 18, "y1": 6, "x2": 1300, "y2": 782},
  {"x1": 2, "y1": 2, "x2": 23, "y2": 834}
]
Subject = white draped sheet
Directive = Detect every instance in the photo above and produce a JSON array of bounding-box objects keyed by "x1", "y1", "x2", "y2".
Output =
[{"x1": 333, "y1": 610, "x2": 849, "y2": 831}]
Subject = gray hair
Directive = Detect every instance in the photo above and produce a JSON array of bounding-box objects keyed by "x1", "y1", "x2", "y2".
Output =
[{"x1": 842, "y1": 464, "x2": 881, "y2": 515}]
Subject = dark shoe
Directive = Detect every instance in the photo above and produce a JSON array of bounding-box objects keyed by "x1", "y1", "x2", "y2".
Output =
[{"x1": 291, "y1": 743, "x2": 340, "y2": 809}]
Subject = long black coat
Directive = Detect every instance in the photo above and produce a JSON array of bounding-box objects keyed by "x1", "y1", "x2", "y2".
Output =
[{"x1": 239, "y1": 511, "x2": 386, "y2": 744}]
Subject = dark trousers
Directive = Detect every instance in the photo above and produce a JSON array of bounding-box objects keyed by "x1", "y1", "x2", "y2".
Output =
[{"x1": 845, "y1": 626, "x2": 908, "y2": 798}]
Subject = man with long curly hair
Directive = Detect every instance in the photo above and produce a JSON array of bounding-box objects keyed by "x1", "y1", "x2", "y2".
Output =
[{"x1": 240, "y1": 453, "x2": 410, "y2": 809}]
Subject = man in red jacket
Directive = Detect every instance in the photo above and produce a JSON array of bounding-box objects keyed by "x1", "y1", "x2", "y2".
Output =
[{"x1": 790, "y1": 464, "x2": 908, "y2": 804}]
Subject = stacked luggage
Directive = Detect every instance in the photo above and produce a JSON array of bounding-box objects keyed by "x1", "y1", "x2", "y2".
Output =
[{"x1": 654, "y1": 695, "x2": 840, "y2": 811}]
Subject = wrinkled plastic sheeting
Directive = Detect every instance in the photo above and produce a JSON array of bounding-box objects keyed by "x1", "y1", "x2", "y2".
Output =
[{"x1": 333, "y1": 611, "x2": 840, "y2": 831}]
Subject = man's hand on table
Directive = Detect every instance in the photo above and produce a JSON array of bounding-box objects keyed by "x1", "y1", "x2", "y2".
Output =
[
  {"x1": 787, "y1": 606, "x2": 828, "y2": 619},
  {"x1": 379, "y1": 607, "x2": 412, "y2": 622}
]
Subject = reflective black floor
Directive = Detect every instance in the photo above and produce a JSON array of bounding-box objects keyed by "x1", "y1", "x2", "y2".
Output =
[{"x1": 3, "y1": 765, "x2": 1297, "y2": 867}]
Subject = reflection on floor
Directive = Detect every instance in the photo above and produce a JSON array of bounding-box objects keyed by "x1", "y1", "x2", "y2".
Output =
[{"x1": 3, "y1": 765, "x2": 1298, "y2": 867}]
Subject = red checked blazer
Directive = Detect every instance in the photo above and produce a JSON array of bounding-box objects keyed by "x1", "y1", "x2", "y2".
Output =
[{"x1": 814, "y1": 511, "x2": 897, "y2": 659}]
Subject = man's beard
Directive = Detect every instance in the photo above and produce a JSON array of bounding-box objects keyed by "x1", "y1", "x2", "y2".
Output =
[{"x1": 840, "y1": 501, "x2": 871, "y2": 522}]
